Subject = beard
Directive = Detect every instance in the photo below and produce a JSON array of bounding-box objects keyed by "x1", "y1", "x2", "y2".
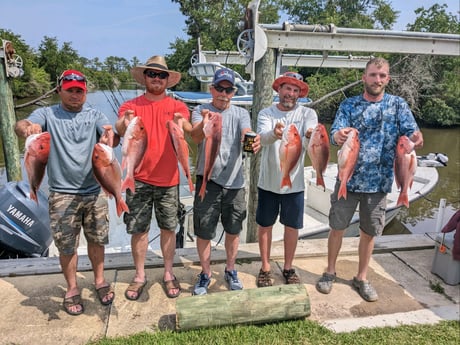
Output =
[
  {"x1": 364, "y1": 83, "x2": 386, "y2": 97},
  {"x1": 145, "y1": 82, "x2": 165, "y2": 95},
  {"x1": 279, "y1": 96, "x2": 297, "y2": 110}
]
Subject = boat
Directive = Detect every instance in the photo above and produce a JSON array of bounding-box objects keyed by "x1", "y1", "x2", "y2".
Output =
[
  {"x1": 170, "y1": 61, "x2": 312, "y2": 108},
  {"x1": 282, "y1": 163, "x2": 440, "y2": 240},
  {"x1": 0, "y1": 156, "x2": 439, "y2": 258}
]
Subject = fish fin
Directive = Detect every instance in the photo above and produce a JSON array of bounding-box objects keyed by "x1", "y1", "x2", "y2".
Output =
[
  {"x1": 198, "y1": 180, "x2": 207, "y2": 201},
  {"x1": 29, "y1": 191, "x2": 38, "y2": 204},
  {"x1": 121, "y1": 177, "x2": 135, "y2": 194},
  {"x1": 396, "y1": 192, "x2": 409, "y2": 208},
  {"x1": 337, "y1": 180, "x2": 347, "y2": 200},
  {"x1": 316, "y1": 175, "x2": 325, "y2": 191},
  {"x1": 116, "y1": 198, "x2": 130, "y2": 217},
  {"x1": 280, "y1": 176, "x2": 292, "y2": 189},
  {"x1": 188, "y1": 178, "x2": 195, "y2": 192}
]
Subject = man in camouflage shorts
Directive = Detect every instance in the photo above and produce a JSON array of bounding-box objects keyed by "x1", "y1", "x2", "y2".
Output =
[{"x1": 15, "y1": 69, "x2": 119, "y2": 316}]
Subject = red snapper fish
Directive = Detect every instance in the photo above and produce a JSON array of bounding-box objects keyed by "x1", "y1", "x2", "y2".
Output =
[
  {"x1": 167, "y1": 119, "x2": 194, "y2": 193},
  {"x1": 92, "y1": 143, "x2": 129, "y2": 216},
  {"x1": 307, "y1": 123, "x2": 330, "y2": 190},
  {"x1": 121, "y1": 116, "x2": 147, "y2": 193},
  {"x1": 337, "y1": 128, "x2": 360, "y2": 200},
  {"x1": 199, "y1": 110, "x2": 222, "y2": 201},
  {"x1": 394, "y1": 135, "x2": 417, "y2": 208},
  {"x1": 279, "y1": 123, "x2": 302, "y2": 189},
  {"x1": 24, "y1": 132, "x2": 51, "y2": 203}
]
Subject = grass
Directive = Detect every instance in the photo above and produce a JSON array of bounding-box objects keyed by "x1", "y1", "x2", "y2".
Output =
[{"x1": 87, "y1": 319, "x2": 460, "y2": 345}]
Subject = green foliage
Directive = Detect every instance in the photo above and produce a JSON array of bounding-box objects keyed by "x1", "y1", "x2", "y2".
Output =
[
  {"x1": 38, "y1": 36, "x2": 80, "y2": 84},
  {"x1": 408, "y1": 4, "x2": 460, "y2": 33},
  {"x1": 420, "y1": 98, "x2": 459, "y2": 127},
  {"x1": 278, "y1": 0, "x2": 397, "y2": 29}
]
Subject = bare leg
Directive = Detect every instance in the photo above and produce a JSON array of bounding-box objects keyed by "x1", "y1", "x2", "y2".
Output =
[
  {"x1": 356, "y1": 229, "x2": 375, "y2": 281},
  {"x1": 196, "y1": 236, "x2": 212, "y2": 276},
  {"x1": 258, "y1": 225, "x2": 272, "y2": 272},
  {"x1": 325, "y1": 228, "x2": 345, "y2": 274},
  {"x1": 161, "y1": 229, "x2": 179, "y2": 295},
  {"x1": 87, "y1": 242, "x2": 113, "y2": 304},
  {"x1": 224, "y1": 233, "x2": 240, "y2": 271},
  {"x1": 60, "y1": 252, "x2": 81, "y2": 314},
  {"x1": 283, "y1": 226, "x2": 298, "y2": 270},
  {"x1": 126, "y1": 232, "x2": 148, "y2": 299}
]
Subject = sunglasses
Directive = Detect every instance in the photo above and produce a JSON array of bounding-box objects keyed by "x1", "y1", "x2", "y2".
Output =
[
  {"x1": 144, "y1": 70, "x2": 169, "y2": 79},
  {"x1": 213, "y1": 85, "x2": 236, "y2": 94},
  {"x1": 59, "y1": 73, "x2": 86, "y2": 82},
  {"x1": 284, "y1": 72, "x2": 304, "y2": 81}
]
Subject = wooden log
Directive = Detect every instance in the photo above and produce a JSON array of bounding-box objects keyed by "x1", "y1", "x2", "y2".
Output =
[{"x1": 176, "y1": 284, "x2": 310, "y2": 331}]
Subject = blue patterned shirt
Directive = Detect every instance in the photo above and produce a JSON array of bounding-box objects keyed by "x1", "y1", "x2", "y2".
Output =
[{"x1": 330, "y1": 93, "x2": 419, "y2": 193}]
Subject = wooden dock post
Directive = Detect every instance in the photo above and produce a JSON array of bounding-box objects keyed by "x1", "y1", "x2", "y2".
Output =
[
  {"x1": 176, "y1": 284, "x2": 310, "y2": 331},
  {"x1": 246, "y1": 48, "x2": 275, "y2": 243},
  {"x1": 0, "y1": 39, "x2": 22, "y2": 182}
]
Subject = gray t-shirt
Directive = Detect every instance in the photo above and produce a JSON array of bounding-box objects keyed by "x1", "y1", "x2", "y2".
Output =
[
  {"x1": 27, "y1": 103, "x2": 110, "y2": 194},
  {"x1": 257, "y1": 103, "x2": 318, "y2": 193},
  {"x1": 192, "y1": 103, "x2": 251, "y2": 189}
]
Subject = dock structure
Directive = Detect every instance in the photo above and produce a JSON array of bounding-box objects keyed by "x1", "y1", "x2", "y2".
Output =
[{"x1": 0, "y1": 235, "x2": 458, "y2": 345}]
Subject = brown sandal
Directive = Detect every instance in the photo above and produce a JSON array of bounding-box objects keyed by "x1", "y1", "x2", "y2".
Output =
[
  {"x1": 163, "y1": 276, "x2": 181, "y2": 298},
  {"x1": 257, "y1": 269, "x2": 273, "y2": 287},
  {"x1": 125, "y1": 280, "x2": 147, "y2": 301},
  {"x1": 283, "y1": 269, "x2": 300, "y2": 284},
  {"x1": 63, "y1": 294, "x2": 84, "y2": 316},
  {"x1": 96, "y1": 285, "x2": 115, "y2": 305}
]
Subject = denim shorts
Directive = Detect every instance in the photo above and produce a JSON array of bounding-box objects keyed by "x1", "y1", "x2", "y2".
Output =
[
  {"x1": 49, "y1": 191, "x2": 109, "y2": 255},
  {"x1": 256, "y1": 188, "x2": 304, "y2": 229},
  {"x1": 193, "y1": 176, "x2": 247, "y2": 240},
  {"x1": 124, "y1": 180, "x2": 179, "y2": 234},
  {"x1": 329, "y1": 181, "x2": 386, "y2": 236}
]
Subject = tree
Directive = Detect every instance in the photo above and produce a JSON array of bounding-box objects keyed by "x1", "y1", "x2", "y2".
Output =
[
  {"x1": 37, "y1": 36, "x2": 79, "y2": 84},
  {"x1": 279, "y1": 0, "x2": 397, "y2": 29},
  {"x1": 393, "y1": 4, "x2": 460, "y2": 126},
  {"x1": 0, "y1": 29, "x2": 50, "y2": 98},
  {"x1": 168, "y1": 0, "x2": 279, "y2": 89}
]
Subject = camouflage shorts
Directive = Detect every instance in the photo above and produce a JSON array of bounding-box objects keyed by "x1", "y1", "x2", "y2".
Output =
[
  {"x1": 49, "y1": 192, "x2": 109, "y2": 255},
  {"x1": 123, "y1": 180, "x2": 179, "y2": 234}
]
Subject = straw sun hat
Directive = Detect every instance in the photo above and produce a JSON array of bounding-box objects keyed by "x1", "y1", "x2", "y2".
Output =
[{"x1": 131, "y1": 55, "x2": 182, "y2": 88}]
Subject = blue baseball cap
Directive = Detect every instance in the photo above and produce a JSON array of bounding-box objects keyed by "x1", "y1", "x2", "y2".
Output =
[{"x1": 213, "y1": 68, "x2": 235, "y2": 85}]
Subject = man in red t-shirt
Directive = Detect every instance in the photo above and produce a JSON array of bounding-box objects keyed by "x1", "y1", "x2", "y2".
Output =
[{"x1": 115, "y1": 56, "x2": 190, "y2": 300}]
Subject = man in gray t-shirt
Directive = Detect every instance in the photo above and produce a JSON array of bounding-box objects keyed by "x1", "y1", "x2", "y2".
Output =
[
  {"x1": 190, "y1": 68, "x2": 260, "y2": 295},
  {"x1": 15, "y1": 69, "x2": 120, "y2": 316}
]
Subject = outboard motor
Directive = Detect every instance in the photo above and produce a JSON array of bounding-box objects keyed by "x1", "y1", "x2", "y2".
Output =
[{"x1": 0, "y1": 181, "x2": 51, "y2": 258}]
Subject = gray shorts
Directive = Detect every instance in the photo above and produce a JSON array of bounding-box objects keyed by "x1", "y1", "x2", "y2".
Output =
[
  {"x1": 329, "y1": 181, "x2": 386, "y2": 236},
  {"x1": 49, "y1": 192, "x2": 109, "y2": 255},
  {"x1": 124, "y1": 180, "x2": 179, "y2": 234},
  {"x1": 193, "y1": 177, "x2": 247, "y2": 240}
]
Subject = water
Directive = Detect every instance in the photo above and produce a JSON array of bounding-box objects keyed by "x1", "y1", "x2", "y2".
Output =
[{"x1": 2, "y1": 90, "x2": 459, "y2": 238}]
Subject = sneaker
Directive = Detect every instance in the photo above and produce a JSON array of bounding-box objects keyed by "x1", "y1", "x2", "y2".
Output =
[
  {"x1": 224, "y1": 269, "x2": 243, "y2": 290},
  {"x1": 193, "y1": 272, "x2": 211, "y2": 296},
  {"x1": 352, "y1": 277, "x2": 378, "y2": 302},
  {"x1": 316, "y1": 272, "x2": 336, "y2": 294}
]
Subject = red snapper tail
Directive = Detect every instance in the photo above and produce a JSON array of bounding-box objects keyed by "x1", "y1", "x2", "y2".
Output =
[
  {"x1": 337, "y1": 179, "x2": 347, "y2": 200},
  {"x1": 116, "y1": 197, "x2": 130, "y2": 217},
  {"x1": 396, "y1": 192, "x2": 409, "y2": 208}
]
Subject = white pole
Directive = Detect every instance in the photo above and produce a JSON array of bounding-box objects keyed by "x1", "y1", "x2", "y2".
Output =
[{"x1": 435, "y1": 198, "x2": 447, "y2": 232}]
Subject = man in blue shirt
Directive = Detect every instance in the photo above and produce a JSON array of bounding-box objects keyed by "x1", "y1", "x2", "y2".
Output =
[{"x1": 316, "y1": 57, "x2": 423, "y2": 302}]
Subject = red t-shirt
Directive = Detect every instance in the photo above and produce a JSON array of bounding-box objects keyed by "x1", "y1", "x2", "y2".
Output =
[{"x1": 118, "y1": 95, "x2": 190, "y2": 187}]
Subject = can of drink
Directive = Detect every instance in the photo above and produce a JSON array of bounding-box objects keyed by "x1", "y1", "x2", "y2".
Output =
[{"x1": 243, "y1": 132, "x2": 256, "y2": 153}]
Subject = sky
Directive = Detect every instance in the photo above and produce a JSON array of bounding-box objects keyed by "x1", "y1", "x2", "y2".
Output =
[{"x1": 1, "y1": 0, "x2": 458, "y2": 64}]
